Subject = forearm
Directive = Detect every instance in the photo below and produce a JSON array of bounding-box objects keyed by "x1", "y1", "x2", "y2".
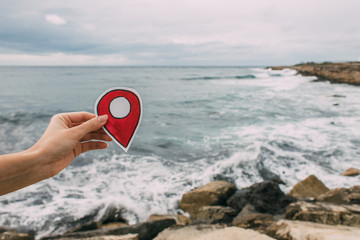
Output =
[
  {"x1": 0, "y1": 149, "x2": 49, "y2": 196},
  {"x1": 0, "y1": 112, "x2": 109, "y2": 196}
]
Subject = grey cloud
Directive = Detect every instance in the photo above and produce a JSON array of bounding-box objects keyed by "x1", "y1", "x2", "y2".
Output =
[{"x1": 0, "y1": 0, "x2": 359, "y2": 65}]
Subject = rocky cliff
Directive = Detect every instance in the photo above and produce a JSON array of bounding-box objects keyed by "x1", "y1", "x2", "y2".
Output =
[{"x1": 270, "y1": 62, "x2": 360, "y2": 85}]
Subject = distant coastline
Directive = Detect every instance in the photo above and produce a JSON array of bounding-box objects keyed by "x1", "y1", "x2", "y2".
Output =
[{"x1": 269, "y1": 62, "x2": 360, "y2": 85}]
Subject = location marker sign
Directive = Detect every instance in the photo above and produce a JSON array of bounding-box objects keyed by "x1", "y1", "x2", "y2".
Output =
[{"x1": 95, "y1": 87, "x2": 142, "y2": 152}]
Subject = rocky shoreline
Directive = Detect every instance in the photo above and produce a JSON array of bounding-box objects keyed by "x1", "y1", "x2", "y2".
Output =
[
  {"x1": 269, "y1": 61, "x2": 360, "y2": 85},
  {"x1": 1, "y1": 167, "x2": 359, "y2": 240}
]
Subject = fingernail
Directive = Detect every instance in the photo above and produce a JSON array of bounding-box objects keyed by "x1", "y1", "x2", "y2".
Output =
[{"x1": 98, "y1": 114, "x2": 108, "y2": 124}]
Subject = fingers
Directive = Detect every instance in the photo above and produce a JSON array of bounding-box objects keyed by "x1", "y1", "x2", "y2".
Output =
[
  {"x1": 66, "y1": 112, "x2": 97, "y2": 123},
  {"x1": 53, "y1": 112, "x2": 97, "y2": 128},
  {"x1": 81, "y1": 141, "x2": 109, "y2": 154},
  {"x1": 81, "y1": 131, "x2": 112, "y2": 142},
  {"x1": 71, "y1": 114, "x2": 108, "y2": 140}
]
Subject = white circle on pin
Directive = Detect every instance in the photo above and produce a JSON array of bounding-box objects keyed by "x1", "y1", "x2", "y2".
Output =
[{"x1": 109, "y1": 97, "x2": 131, "y2": 118}]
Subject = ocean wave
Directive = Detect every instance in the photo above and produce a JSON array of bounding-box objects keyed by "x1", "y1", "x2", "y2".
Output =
[
  {"x1": 0, "y1": 112, "x2": 53, "y2": 125},
  {"x1": 182, "y1": 76, "x2": 221, "y2": 80},
  {"x1": 182, "y1": 74, "x2": 256, "y2": 81},
  {"x1": 235, "y1": 74, "x2": 256, "y2": 79},
  {"x1": 181, "y1": 68, "x2": 296, "y2": 82}
]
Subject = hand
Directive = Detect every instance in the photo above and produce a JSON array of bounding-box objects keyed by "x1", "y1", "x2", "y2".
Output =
[
  {"x1": 0, "y1": 112, "x2": 112, "y2": 195},
  {"x1": 31, "y1": 112, "x2": 112, "y2": 177}
]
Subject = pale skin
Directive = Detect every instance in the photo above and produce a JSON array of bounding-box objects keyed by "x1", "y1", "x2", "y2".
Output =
[{"x1": 0, "y1": 112, "x2": 112, "y2": 196}]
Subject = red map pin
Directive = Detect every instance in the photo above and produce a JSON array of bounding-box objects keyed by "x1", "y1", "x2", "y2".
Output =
[{"x1": 95, "y1": 87, "x2": 142, "y2": 152}]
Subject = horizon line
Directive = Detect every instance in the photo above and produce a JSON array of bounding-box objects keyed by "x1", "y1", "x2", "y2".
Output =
[{"x1": 0, "y1": 65, "x2": 269, "y2": 68}]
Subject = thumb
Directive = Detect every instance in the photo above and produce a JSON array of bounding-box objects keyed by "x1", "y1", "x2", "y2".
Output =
[{"x1": 72, "y1": 114, "x2": 108, "y2": 140}]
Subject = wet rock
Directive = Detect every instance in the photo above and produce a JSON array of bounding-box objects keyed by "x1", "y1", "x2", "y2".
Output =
[
  {"x1": 154, "y1": 224, "x2": 275, "y2": 240},
  {"x1": 257, "y1": 161, "x2": 281, "y2": 182},
  {"x1": 191, "y1": 206, "x2": 236, "y2": 224},
  {"x1": 179, "y1": 181, "x2": 236, "y2": 217},
  {"x1": 115, "y1": 219, "x2": 176, "y2": 240},
  {"x1": 0, "y1": 228, "x2": 9, "y2": 234},
  {"x1": 66, "y1": 222, "x2": 102, "y2": 233},
  {"x1": 57, "y1": 235, "x2": 138, "y2": 240},
  {"x1": 227, "y1": 180, "x2": 296, "y2": 215},
  {"x1": 147, "y1": 214, "x2": 190, "y2": 226},
  {"x1": 285, "y1": 201, "x2": 360, "y2": 226},
  {"x1": 232, "y1": 204, "x2": 274, "y2": 232},
  {"x1": 41, "y1": 219, "x2": 176, "y2": 240},
  {"x1": 154, "y1": 224, "x2": 224, "y2": 240},
  {"x1": 348, "y1": 193, "x2": 360, "y2": 205},
  {"x1": 317, "y1": 188, "x2": 350, "y2": 204},
  {"x1": 99, "y1": 206, "x2": 128, "y2": 225},
  {"x1": 235, "y1": 204, "x2": 256, "y2": 216},
  {"x1": 100, "y1": 223, "x2": 129, "y2": 230},
  {"x1": 232, "y1": 213, "x2": 274, "y2": 233},
  {"x1": 350, "y1": 185, "x2": 360, "y2": 193},
  {"x1": 288, "y1": 175, "x2": 329, "y2": 199},
  {"x1": 343, "y1": 167, "x2": 360, "y2": 176},
  {"x1": 54, "y1": 235, "x2": 138, "y2": 240},
  {"x1": 0, "y1": 231, "x2": 34, "y2": 240},
  {"x1": 65, "y1": 205, "x2": 129, "y2": 234},
  {"x1": 63, "y1": 209, "x2": 102, "y2": 234},
  {"x1": 317, "y1": 186, "x2": 360, "y2": 205},
  {"x1": 266, "y1": 220, "x2": 360, "y2": 240},
  {"x1": 348, "y1": 186, "x2": 360, "y2": 204}
]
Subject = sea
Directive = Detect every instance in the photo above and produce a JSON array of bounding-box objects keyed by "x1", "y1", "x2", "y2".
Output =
[{"x1": 0, "y1": 66, "x2": 359, "y2": 237}]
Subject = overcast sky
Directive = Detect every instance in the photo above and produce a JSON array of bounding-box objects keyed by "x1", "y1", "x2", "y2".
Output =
[{"x1": 0, "y1": 0, "x2": 359, "y2": 66}]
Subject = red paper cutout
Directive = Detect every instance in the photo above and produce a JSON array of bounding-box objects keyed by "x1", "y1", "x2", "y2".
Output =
[{"x1": 95, "y1": 88, "x2": 142, "y2": 152}]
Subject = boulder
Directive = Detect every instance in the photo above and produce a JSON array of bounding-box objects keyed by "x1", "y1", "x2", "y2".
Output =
[
  {"x1": 54, "y1": 235, "x2": 139, "y2": 240},
  {"x1": 65, "y1": 205, "x2": 128, "y2": 234},
  {"x1": 154, "y1": 225, "x2": 275, "y2": 240},
  {"x1": 317, "y1": 188, "x2": 349, "y2": 204},
  {"x1": 0, "y1": 231, "x2": 34, "y2": 240},
  {"x1": 154, "y1": 224, "x2": 224, "y2": 239},
  {"x1": 235, "y1": 204, "x2": 257, "y2": 216},
  {"x1": 41, "y1": 219, "x2": 176, "y2": 240},
  {"x1": 266, "y1": 220, "x2": 360, "y2": 240},
  {"x1": 179, "y1": 181, "x2": 236, "y2": 217},
  {"x1": 147, "y1": 214, "x2": 190, "y2": 226},
  {"x1": 227, "y1": 180, "x2": 296, "y2": 215},
  {"x1": 191, "y1": 206, "x2": 236, "y2": 224},
  {"x1": 105, "y1": 219, "x2": 176, "y2": 240},
  {"x1": 350, "y1": 185, "x2": 360, "y2": 193},
  {"x1": 317, "y1": 186, "x2": 360, "y2": 205},
  {"x1": 232, "y1": 204, "x2": 274, "y2": 232},
  {"x1": 101, "y1": 223, "x2": 129, "y2": 230},
  {"x1": 232, "y1": 213, "x2": 274, "y2": 233},
  {"x1": 343, "y1": 168, "x2": 360, "y2": 176},
  {"x1": 288, "y1": 175, "x2": 329, "y2": 199},
  {"x1": 285, "y1": 201, "x2": 360, "y2": 226},
  {"x1": 348, "y1": 193, "x2": 360, "y2": 205},
  {"x1": 348, "y1": 186, "x2": 360, "y2": 204},
  {"x1": 65, "y1": 222, "x2": 102, "y2": 233},
  {"x1": 99, "y1": 206, "x2": 128, "y2": 225}
]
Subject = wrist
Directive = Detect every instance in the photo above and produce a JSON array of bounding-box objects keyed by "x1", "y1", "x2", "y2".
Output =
[
  {"x1": 0, "y1": 148, "x2": 50, "y2": 195},
  {"x1": 26, "y1": 146, "x2": 52, "y2": 180}
]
